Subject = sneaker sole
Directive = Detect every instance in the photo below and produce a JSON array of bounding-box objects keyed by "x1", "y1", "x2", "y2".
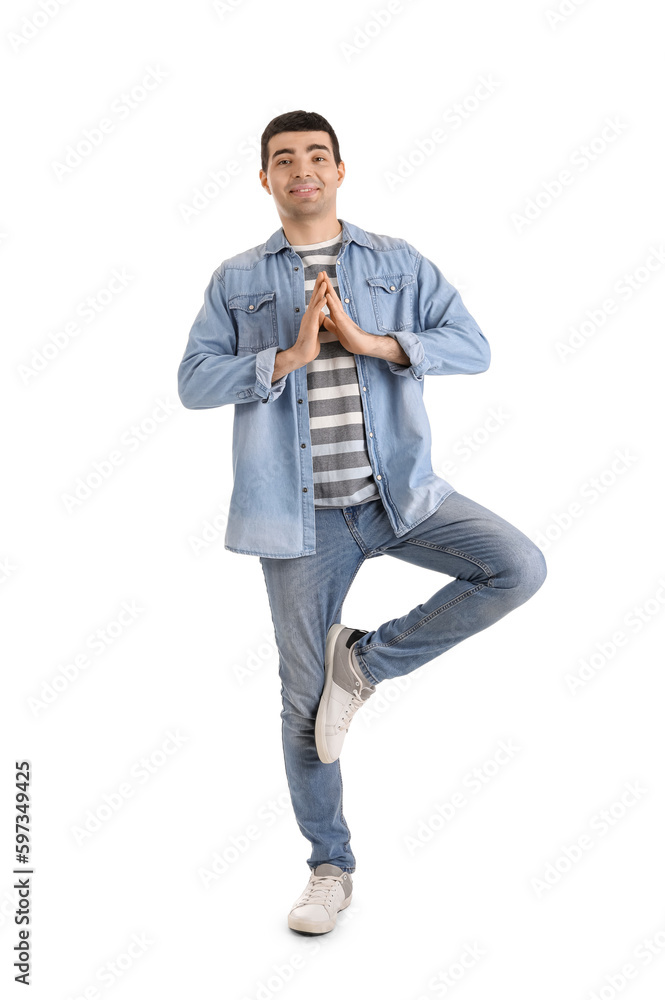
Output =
[
  {"x1": 287, "y1": 891, "x2": 352, "y2": 933},
  {"x1": 315, "y1": 623, "x2": 348, "y2": 764}
]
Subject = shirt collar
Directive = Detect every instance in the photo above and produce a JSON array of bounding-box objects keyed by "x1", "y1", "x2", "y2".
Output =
[{"x1": 264, "y1": 218, "x2": 373, "y2": 255}]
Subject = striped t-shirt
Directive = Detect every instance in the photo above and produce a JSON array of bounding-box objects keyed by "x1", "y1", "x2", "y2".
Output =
[{"x1": 288, "y1": 232, "x2": 380, "y2": 509}]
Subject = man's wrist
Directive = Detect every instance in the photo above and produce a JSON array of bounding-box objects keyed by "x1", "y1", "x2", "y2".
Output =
[
  {"x1": 362, "y1": 332, "x2": 410, "y2": 366},
  {"x1": 271, "y1": 347, "x2": 302, "y2": 383}
]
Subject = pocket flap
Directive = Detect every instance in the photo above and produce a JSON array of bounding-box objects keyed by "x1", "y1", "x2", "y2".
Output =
[
  {"x1": 229, "y1": 290, "x2": 276, "y2": 312},
  {"x1": 366, "y1": 273, "x2": 415, "y2": 293}
]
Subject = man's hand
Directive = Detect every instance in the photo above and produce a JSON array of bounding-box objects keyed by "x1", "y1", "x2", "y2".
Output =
[
  {"x1": 321, "y1": 273, "x2": 378, "y2": 355},
  {"x1": 279, "y1": 271, "x2": 411, "y2": 381},
  {"x1": 290, "y1": 271, "x2": 328, "y2": 365},
  {"x1": 321, "y1": 273, "x2": 411, "y2": 365}
]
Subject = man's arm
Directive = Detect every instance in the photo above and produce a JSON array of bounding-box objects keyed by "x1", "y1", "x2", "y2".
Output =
[
  {"x1": 178, "y1": 269, "x2": 288, "y2": 408},
  {"x1": 270, "y1": 347, "x2": 305, "y2": 383},
  {"x1": 382, "y1": 250, "x2": 491, "y2": 381},
  {"x1": 362, "y1": 334, "x2": 410, "y2": 367},
  {"x1": 319, "y1": 262, "x2": 488, "y2": 382}
]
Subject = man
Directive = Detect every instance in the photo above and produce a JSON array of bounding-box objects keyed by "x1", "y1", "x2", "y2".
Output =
[{"x1": 177, "y1": 110, "x2": 547, "y2": 935}]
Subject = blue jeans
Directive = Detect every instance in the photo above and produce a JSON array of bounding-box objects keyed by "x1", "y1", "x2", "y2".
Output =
[{"x1": 259, "y1": 490, "x2": 547, "y2": 874}]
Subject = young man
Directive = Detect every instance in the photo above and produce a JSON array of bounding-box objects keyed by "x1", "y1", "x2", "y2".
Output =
[{"x1": 178, "y1": 110, "x2": 547, "y2": 935}]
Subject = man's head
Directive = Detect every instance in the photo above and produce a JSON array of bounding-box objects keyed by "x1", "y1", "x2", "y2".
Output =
[{"x1": 259, "y1": 110, "x2": 345, "y2": 231}]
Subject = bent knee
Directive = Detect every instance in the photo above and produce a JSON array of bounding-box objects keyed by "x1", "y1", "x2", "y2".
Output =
[{"x1": 500, "y1": 539, "x2": 547, "y2": 601}]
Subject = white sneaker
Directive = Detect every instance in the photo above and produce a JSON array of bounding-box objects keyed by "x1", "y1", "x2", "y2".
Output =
[
  {"x1": 315, "y1": 624, "x2": 376, "y2": 764},
  {"x1": 287, "y1": 863, "x2": 353, "y2": 934}
]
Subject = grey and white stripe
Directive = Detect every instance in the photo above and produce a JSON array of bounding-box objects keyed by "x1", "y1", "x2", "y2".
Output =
[{"x1": 289, "y1": 233, "x2": 380, "y2": 508}]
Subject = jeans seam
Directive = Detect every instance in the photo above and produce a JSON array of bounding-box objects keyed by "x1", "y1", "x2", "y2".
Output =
[
  {"x1": 338, "y1": 758, "x2": 354, "y2": 871},
  {"x1": 332, "y1": 553, "x2": 366, "y2": 624},
  {"x1": 343, "y1": 511, "x2": 371, "y2": 556},
  {"x1": 357, "y1": 581, "x2": 488, "y2": 655},
  {"x1": 402, "y1": 538, "x2": 495, "y2": 579}
]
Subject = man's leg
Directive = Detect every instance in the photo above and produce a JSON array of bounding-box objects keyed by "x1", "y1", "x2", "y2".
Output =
[
  {"x1": 343, "y1": 491, "x2": 547, "y2": 685},
  {"x1": 259, "y1": 505, "x2": 369, "y2": 873}
]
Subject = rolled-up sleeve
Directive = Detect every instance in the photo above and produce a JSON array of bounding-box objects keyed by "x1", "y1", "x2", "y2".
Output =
[
  {"x1": 177, "y1": 269, "x2": 288, "y2": 409},
  {"x1": 385, "y1": 329, "x2": 431, "y2": 380},
  {"x1": 387, "y1": 250, "x2": 491, "y2": 378}
]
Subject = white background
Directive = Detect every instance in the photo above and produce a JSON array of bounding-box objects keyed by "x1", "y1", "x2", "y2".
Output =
[{"x1": 2, "y1": 0, "x2": 664, "y2": 997}]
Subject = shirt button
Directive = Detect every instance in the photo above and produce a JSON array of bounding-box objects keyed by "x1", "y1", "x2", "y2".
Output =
[
  {"x1": 369, "y1": 432, "x2": 373, "y2": 437},
  {"x1": 362, "y1": 386, "x2": 367, "y2": 391},
  {"x1": 344, "y1": 298, "x2": 349, "y2": 303},
  {"x1": 303, "y1": 487, "x2": 308, "y2": 492},
  {"x1": 389, "y1": 285, "x2": 396, "y2": 291},
  {"x1": 297, "y1": 398, "x2": 303, "y2": 403},
  {"x1": 249, "y1": 304, "x2": 254, "y2": 310},
  {"x1": 301, "y1": 442, "x2": 306, "y2": 448},
  {"x1": 295, "y1": 307, "x2": 300, "y2": 312},
  {"x1": 294, "y1": 266, "x2": 299, "y2": 271},
  {"x1": 376, "y1": 475, "x2": 382, "y2": 480}
]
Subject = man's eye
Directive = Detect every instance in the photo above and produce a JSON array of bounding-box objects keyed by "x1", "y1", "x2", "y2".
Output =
[{"x1": 277, "y1": 156, "x2": 324, "y2": 164}]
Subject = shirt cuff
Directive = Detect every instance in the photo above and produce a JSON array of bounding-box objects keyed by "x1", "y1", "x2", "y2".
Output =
[
  {"x1": 386, "y1": 330, "x2": 430, "y2": 380},
  {"x1": 254, "y1": 346, "x2": 289, "y2": 403}
]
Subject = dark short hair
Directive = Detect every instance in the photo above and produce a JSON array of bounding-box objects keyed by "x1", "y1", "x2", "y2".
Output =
[{"x1": 261, "y1": 110, "x2": 341, "y2": 175}]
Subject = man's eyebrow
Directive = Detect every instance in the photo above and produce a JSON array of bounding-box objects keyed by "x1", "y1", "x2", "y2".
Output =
[{"x1": 271, "y1": 143, "x2": 331, "y2": 161}]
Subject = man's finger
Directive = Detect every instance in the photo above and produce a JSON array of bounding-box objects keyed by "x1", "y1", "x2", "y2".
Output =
[{"x1": 325, "y1": 292, "x2": 340, "y2": 315}]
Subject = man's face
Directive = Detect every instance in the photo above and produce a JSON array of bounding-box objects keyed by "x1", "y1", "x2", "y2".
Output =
[{"x1": 260, "y1": 130, "x2": 345, "y2": 221}]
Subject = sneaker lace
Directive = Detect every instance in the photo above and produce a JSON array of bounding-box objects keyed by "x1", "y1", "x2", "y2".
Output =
[
  {"x1": 337, "y1": 687, "x2": 366, "y2": 733},
  {"x1": 296, "y1": 874, "x2": 340, "y2": 907}
]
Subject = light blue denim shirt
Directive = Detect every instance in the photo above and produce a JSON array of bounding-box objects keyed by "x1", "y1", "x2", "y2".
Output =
[{"x1": 178, "y1": 218, "x2": 490, "y2": 558}]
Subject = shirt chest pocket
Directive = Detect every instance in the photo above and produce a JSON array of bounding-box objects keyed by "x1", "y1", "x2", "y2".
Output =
[
  {"x1": 366, "y1": 273, "x2": 416, "y2": 333},
  {"x1": 228, "y1": 290, "x2": 278, "y2": 352}
]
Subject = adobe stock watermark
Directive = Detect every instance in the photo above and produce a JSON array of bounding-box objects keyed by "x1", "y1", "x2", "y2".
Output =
[
  {"x1": 385, "y1": 74, "x2": 500, "y2": 192},
  {"x1": 18, "y1": 268, "x2": 134, "y2": 385},
  {"x1": 529, "y1": 781, "x2": 647, "y2": 898},
  {"x1": 237, "y1": 909, "x2": 354, "y2": 999},
  {"x1": 554, "y1": 244, "x2": 665, "y2": 362},
  {"x1": 584, "y1": 914, "x2": 665, "y2": 1000},
  {"x1": 51, "y1": 66, "x2": 169, "y2": 180},
  {"x1": 239, "y1": 938, "x2": 323, "y2": 1000},
  {"x1": 70, "y1": 731, "x2": 189, "y2": 846},
  {"x1": 212, "y1": 0, "x2": 250, "y2": 17},
  {"x1": 0, "y1": 556, "x2": 17, "y2": 586},
  {"x1": 61, "y1": 396, "x2": 178, "y2": 513},
  {"x1": 198, "y1": 790, "x2": 291, "y2": 887},
  {"x1": 187, "y1": 496, "x2": 232, "y2": 554},
  {"x1": 403, "y1": 739, "x2": 520, "y2": 856},
  {"x1": 233, "y1": 630, "x2": 277, "y2": 685},
  {"x1": 360, "y1": 670, "x2": 424, "y2": 729},
  {"x1": 178, "y1": 106, "x2": 292, "y2": 224},
  {"x1": 7, "y1": 0, "x2": 73, "y2": 53},
  {"x1": 564, "y1": 578, "x2": 665, "y2": 695},
  {"x1": 531, "y1": 447, "x2": 638, "y2": 553},
  {"x1": 545, "y1": 0, "x2": 594, "y2": 29},
  {"x1": 511, "y1": 116, "x2": 628, "y2": 233},
  {"x1": 415, "y1": 942, "x2": 486, "y2": 1000},
  {"x1": 339, "y1": 1, "x2": 404, "y2": 63},
  {"x1": 433, "y1": 404, "x2": 511, "y2": 479},
  {"x1": 27, "y1": 600, "x2": 145, "y2": 717},
  {"x1": 63, "y1": 932, "x2": 153, "y2": 999}
]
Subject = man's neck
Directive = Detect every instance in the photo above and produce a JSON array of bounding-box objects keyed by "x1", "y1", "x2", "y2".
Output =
[{"x1": 281, "y1": 217, "x2": 343, "y2": 247}]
